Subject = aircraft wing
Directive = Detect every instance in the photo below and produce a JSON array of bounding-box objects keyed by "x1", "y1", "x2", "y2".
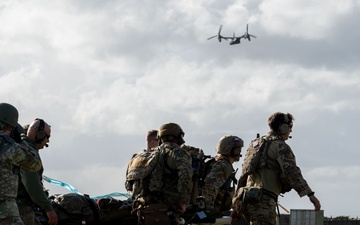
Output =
[{"x1": 221, "y1": 36, "x2": 233, "y2": 40}]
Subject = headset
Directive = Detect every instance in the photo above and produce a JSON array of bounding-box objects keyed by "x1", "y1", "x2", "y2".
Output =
[
  {"x1": 34, "y1": 118, "x2": 46, "y2": 143},
  {"x1": 231, "y1": 147, "x2": 242, "y2": 157},
  {"x1": 279, "y1": 114, "x2": 291, "y2": 135}
]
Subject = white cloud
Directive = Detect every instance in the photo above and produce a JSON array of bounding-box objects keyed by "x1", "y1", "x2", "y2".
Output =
[
  {"x1": 308, "y1": 166, "x2": 360, "y2": 180},
  {"x1": 259, "y1": 0, "x2": 355, "y2": 39},
  {"x1": 1, "y1": 0, "x2": 360, "y2": 218}
]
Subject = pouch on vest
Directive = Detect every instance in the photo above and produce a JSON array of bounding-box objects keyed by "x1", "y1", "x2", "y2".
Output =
[
  {"x1": 244, "y1": 187, "x2": 263, "y2": 203},
  {"x1": 138, "y1": 203, "x2": 172, "y2": 225}
]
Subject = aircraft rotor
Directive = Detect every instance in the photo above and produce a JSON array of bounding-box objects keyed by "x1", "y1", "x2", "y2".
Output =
[{"x1": 207, "y1": 25, "x2": 225, "y2": 42}]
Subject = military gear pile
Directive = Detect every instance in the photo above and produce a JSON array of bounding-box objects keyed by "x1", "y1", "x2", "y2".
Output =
[
  {"x1": 47, "y1": 193, "x2": 136, "y2": 225},
  {"x1": 125, "y1": 147, "x2": 164, "y2": 198},
  {"x1": 49, "y1": 193, "x2": 98, "y2": 223},
  {"x1": 38, "y1": 192, "x2": 224, "y2": 225}
]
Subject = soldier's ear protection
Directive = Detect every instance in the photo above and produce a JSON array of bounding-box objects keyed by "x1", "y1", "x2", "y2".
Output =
[
  {"x1": 279, "y1": 114, "x2": 291, "y2": 135},
  {"x1": 35, "y1": 118, "x2": 46, "y2": 143}
]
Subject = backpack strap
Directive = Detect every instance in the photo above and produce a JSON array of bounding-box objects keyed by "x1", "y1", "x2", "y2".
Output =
[
  {"x1": 262, "y1": 136, "x2": 282, "y2": 173},
  {"x1": 258, "y1": 136, "x2": 273, "y2": 168}
]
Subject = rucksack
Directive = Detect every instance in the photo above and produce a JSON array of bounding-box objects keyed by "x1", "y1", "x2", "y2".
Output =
[
  {"x1": 197, "y1": 157, "x2": 237, "y2": 212},
  {"x1": 47, "y1": 193, "x2": 136, "y2": 225},
  {"x1": 199, "y1": 157, "x2": 237, "y2": 189},
  {"x1": 48, "y1": 193, "x2": 99, "y2": 224},
  {"x1": 198, "y1": 157, "x2": 216, "y2": 188},
  {"x1": 125, "y1": 147, "x2": 165, "y2": 198},
  {"x1": 237, "y1": 135, "x2": 272, "y2": 187}
]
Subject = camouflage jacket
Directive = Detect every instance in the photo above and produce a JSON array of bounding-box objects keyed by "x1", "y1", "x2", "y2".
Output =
[
  {"x1": 202, "y1": 156, "x2": 234, "y2": 211},
  {"x1": 17, "y1": 134, "x2": 53, "y2": 212},
  {"x1": 246, "y1": 131, "x2": 313, "y2": 197},
  {"x1": 155, "y1": 142, "x2": 193, "y2": 209},
  {"x1": 0, "y1": 133, "x2": 41, "y2": 200}
]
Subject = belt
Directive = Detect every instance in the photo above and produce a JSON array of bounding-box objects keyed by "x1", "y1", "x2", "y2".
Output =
[{"x1": 262, "y1": 188, "x2": 278, "y2": 201}]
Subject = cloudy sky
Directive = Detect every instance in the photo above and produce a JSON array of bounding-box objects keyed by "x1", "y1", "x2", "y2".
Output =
[{"x1": 1, "y1": 0, "x2": 360, "y2": 218}]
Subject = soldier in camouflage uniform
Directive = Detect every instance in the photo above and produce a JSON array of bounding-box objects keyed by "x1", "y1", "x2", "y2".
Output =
[
  {"x1": 17, "y1": 119, "x2": 58, "y2": 225},
  {"x1": 0, "y1": 103, "x2": 42, "y2": 225},
  {"x1": 231, "y1": 112, "x2": 321, "y2": 225},
  {"x1": 135, "y1": 122, "x2": 193, "y2": 225},
  {"x1": 125, "y1": 130, "x2": 159, "y2": 197},
  {"x1": 202, "y1": 135, "x2": 243, "y2": 215}
]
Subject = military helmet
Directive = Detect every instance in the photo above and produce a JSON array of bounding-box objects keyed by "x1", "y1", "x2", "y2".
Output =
[
  {"x1": 0, "y1": 103, "x2": 19, "y2": 127},
  {"x1": 158, "y1": 122, "x2": 185, "y2": 144},
  {"x1": 216, "y1": 135, "x2": 244, "y2": 156}
]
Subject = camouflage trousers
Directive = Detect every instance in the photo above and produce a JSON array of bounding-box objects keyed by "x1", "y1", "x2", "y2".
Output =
[
  {"x1": 17, "y1": 205, "x2": 41, "y2": 225},
  {"x1": 0, "y1": 199, "x2": 24, "y2": 225},
  {"x1": 244, "y1": 194, "x2": 277, "y2": 225},
  {"x1": 136, "y1": 203, "x2": 179, "y2": 225}
]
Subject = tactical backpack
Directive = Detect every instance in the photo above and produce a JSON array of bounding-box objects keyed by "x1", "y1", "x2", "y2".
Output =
[
  {"x1": 125, "y1": 147, "x2": 165, "y2": 199},
  {"x1": 199, "y1": 157, "x2": 216, "y2": 188},
  {"x1": 199, "y1": 157, "x2": 237, "y2": 212},
  {"x1": 237, "y1": 135, "x2": 272, "y2": 188},
  {"x1": 199, "y1": 157, "x2": 237, "y2": 188}
]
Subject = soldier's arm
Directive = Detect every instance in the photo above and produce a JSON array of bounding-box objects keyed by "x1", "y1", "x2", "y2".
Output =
[
  {"x1": 12, "y1": 142, "x2": 42, "y2": 172},
  {"x1": 277, "y1": 143, "x2": 313, "y2": 197},
  {"x1": 175, "y1": 149, "x2": 193, "y2": 205},
  {"x1": 20, "y1": 170, "x2": 53, "y2": 212}
]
